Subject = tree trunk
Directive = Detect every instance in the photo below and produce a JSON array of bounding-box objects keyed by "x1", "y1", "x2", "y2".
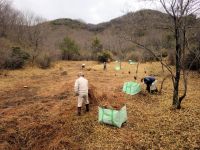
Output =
[
  {"x1": 173, "y1": 27, "x2": 182, "y2": 109},
  {"x1": 135, "y1": 62, "x2": 140, "y2": 80},
  {"x1": 172, "y1": 77, "x2": 180, "y2": 108},
  {"x1": 161, "y1": 52, "x2": 165, "y2": 73}
]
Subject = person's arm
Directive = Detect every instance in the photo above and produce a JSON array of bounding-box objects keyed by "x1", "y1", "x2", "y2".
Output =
[
  {"x1": 74, "y1": 79, "x2": 79, "y2": 95},
  {"x1": 86, "y1": 80, "x2": 89, "y2": 92},
  {"x1": 144, "y1": 77, "x2": 149, "y2": 84}
]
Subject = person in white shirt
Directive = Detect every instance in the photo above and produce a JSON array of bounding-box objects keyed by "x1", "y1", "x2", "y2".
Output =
[{"x1": 74, "y1": 72, "x2": 89, "y2": 116}]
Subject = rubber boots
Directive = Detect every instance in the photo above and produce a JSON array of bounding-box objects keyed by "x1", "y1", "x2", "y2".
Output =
[
  {"x1": 86, "y1": 104, "x2": 89, "y2": 112},
  {"x1": 77, "y1": 107, "x2": 81, "y2": 116}
]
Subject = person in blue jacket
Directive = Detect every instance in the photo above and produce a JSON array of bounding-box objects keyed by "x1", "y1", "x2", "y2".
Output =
[{"x1": 141, "y1": 76, "x2": 158, "y2": 93}]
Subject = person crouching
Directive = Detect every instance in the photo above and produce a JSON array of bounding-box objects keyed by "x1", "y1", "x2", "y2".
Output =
[
  {"x1": 74, "y1": 72, "x2": 89, "y2": 116},
  {"x1": 141, "y1": 76, "x2": 158, "y2": 93}
]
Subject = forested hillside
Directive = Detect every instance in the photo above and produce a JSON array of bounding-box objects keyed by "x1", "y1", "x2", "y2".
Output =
[{"x1": 0, "y1": 0, "x2": 199, "y2": 70}]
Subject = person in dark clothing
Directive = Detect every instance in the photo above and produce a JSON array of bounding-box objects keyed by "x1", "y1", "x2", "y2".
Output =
[
  {"x1": 141, "y1": 76, "x2": 158, "y2": 93},
  {"x1": 103, "y1": 62, "x2": 107, "y2": 70}
]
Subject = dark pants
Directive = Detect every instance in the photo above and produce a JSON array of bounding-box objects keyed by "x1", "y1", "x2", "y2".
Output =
[
  {"x1": 146, "y1": 84, "x2": 158, "y2": 93},
  {"x1": 146, "y1": 84, "x2": 151, "y2": 92}
]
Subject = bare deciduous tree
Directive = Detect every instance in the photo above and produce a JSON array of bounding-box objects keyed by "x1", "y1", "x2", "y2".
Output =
[
  {"x1": 22, "y1": 12, "x2": 46, "y2": 65},
  {"x1": 0, "y1": 0, "x2": 22, "y2": 39},
  {"x1": 0, "y1": 0, "x2": 47, "y2": 67}
]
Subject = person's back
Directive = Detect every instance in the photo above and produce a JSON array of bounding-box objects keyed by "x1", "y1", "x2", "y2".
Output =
[
  {"x1": 75, "y1": 76, "x2": 88, "y2": 95},
  {"x1": 144, "y1": 76, "x2": 155, "y2": 85}
]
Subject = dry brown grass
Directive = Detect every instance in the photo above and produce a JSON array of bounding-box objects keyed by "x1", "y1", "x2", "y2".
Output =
[{"x1": 0, "y1": 61, "x2": 200, "y2": 150}]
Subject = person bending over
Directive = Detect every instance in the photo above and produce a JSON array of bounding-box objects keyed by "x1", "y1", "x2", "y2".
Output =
[{"x1": 141, "y1": 76, "x2": 158, "y2": 93}]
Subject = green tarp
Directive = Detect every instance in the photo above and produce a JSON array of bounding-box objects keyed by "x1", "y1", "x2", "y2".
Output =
[
  {"x1": 98, "y1": 105, "x2": 127, "y2": 128},
  {"x1": 129, "y1": 62, "x2": 137, "y2": 65},
  {"x1": 129, "y1": 60, "x2": 137, "y2": 65},
  {"x1": 115, "y1": 66, "x2": 121, "y2": 71},
  {"x1": 123, "y1": 81, "x2": 141, "y2": 95}
]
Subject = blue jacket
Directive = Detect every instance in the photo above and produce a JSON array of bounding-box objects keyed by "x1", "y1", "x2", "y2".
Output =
[{"x1": 144, "y1": 76, "x2": 155, "y2": 85}]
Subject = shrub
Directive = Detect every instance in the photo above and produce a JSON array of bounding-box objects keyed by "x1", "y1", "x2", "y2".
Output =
[
  {"x1": 4, "y1": 47, "x2": 29, "y2": 69},
  {"x1": 126, "y1": 51, "x2": 142, "y2": 62},
  {"x1": 91, "y1": 37, "x2": 103, "y2": 60},
  {"x1": 36, "y1": 53, "x2": 52, "y2": 69},
  {"x1": 97, "y1": 51, "x2": 112, "y2": 63},
  {"x1": 161, "y1": 50, "x2": 168, "y2": 58},
  {"x1": 0, "y1": 50, "x2": 10, "y2": 69}
]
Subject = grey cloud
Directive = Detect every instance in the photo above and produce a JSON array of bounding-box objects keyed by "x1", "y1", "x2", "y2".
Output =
[{"x1": 12, "y1": 0, "x2": 160, "y2": 24}]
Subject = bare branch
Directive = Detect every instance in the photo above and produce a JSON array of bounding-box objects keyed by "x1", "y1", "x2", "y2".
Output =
[
  {"x1": 179, "y1": 69, "x2": 187, "y2": 102},
  {"x1": 122, "y1": 34, "x2": 175, "y2": 77},
  {"x1": 159, "y1": 74, "x2": 174, "y2": 93}
]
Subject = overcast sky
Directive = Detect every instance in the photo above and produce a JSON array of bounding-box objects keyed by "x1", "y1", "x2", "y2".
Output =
[{"x1": 12, "y1": 0, "x2": 160, "y2": 24}]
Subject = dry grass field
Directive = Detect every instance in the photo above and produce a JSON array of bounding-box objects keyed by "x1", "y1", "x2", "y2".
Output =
[{"x1": 0, "y1": 61, "x2": 200, "y2": 150}]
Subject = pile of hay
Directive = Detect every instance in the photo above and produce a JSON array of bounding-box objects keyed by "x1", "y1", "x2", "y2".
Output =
[
  {"x1": 88, "y1": 84, "x2": 100, "y2": 105},
  {"x1": 88, "y1": 84, "x2": 126, "y2": 110},
  {"x1": 98, "y1": 93, "x2": 126, "y2": 110}
]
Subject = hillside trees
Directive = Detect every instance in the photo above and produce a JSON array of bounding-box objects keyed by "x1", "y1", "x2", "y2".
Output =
[
  {"x1": 59, "y1": 36, "x2": 80, "y2": 60},
  {"x1": 97, "y1": 50, "x2": 112, "y2": 62},
  {"x1": 0, "y1": 38, "x2": 12, "y2": 69},
  {"x1": 0, "y1": 0, "x2": 15, "y2": 37},
  {"x1": 185, "y1": 21, "x2": 200, "y2": 72},
  {"x1": 0, "y1": 0, "x2": 27, "y2": 42},
  {"x1": 16, "y1": 13, "x2": 48, "y2": 67},
  {"x1": 91, "y1": 37, "x2": 103, "y2": 59},
  {"x1": 0, "y1": 0, "x2": 28, "y2": 69},
  {"x1": 23, "y1": 13, "x2": 47, "y2": 65},
  {"x1": 125, "y1": 0, "x2": 200, "y2": 109},
  {"x1": 0, "y1": 0, "x2": 49, "y2": 69},
  {"x1": 91, "y1": 36, "x2": 114, "y2": 62}
]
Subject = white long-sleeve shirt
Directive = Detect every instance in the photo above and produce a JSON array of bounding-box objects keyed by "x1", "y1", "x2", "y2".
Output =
[{"x1": 74, "y1": 77, "x2": 88, "y2": 94}]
